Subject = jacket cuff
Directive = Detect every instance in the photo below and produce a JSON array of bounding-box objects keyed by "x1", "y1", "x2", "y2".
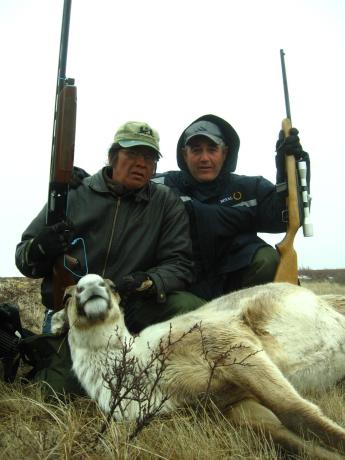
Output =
[
  {"x1": 276, "y1": 182, "x2": 287, "y2": 193},
  {"x1": 24, "y1": 239, "x2": 36, "y2": 267},
  {"x1": 21, "y1": 239, "x2": 52, "y2": 277}
]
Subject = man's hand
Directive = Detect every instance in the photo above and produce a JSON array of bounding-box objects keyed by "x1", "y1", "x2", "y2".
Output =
[
  {"x1": 117, "y1": 272, "x2": 155, "y2": 299},
  {"x1": 276, "y1": 127, "x2": 305, "y2": 159},
  {"x1": 275, "y1": 127, "x2": 310, "y2": 186},
  {"x1": 28, "y1": 221, "x2": 75, "y2": 263}
]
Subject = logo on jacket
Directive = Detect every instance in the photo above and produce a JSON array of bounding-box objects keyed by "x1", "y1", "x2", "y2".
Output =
[
  {"x1": 220, "y1": 191, "x2": 242, "y2": 204},
  {"x1": 233, "y1": 192, "x2": 242, "y2": 201}
]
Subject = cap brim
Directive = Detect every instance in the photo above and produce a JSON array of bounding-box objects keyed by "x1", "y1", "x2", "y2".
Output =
[
  {"x1": 118, "y1": 140, "x2": 161, "y2": 157},
  {"x1": 185, "y1": 133, "x2": 224, "y2": 146}
]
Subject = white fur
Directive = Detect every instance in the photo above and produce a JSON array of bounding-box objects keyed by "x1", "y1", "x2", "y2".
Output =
[{"x1": 52, "y1": 275, "x2": 345, "y2": 459}]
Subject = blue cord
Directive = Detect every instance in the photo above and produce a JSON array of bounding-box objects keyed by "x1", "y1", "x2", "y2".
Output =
[{"x1": 63, "y1": 237, "x2": 89, "y2": 278}]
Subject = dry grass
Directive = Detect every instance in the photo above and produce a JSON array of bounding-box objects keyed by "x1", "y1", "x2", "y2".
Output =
[
  {"x1": 300, "y1": 280, "x2": 345, "y2": 296},
  {"x1": 0, "y1": 378, "x2": 286, "y2": 460},
  {"x1": 2, "y1": 379, "x2": 345, "y2": 460},
  {"x1": 1, "y1": 276, "x2": 345, "y2": 459},
  {"x1": 0, "y1": 277, "x2": 43, "y2": 333}
]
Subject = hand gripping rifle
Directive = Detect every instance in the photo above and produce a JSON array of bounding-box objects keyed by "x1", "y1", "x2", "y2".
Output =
[
  {"x1": 274, "y1": 49, "x2": 313, "y2": 284},
  {"x1": 47, "y1": 0, "x2": 78, "y2": 310}
]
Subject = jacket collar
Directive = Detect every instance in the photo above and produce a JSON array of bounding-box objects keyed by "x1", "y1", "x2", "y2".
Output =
[
  {"x1": 180, "y1": 170, "x2": 230, "y2": 200},
  {"x1": 88, "y1": 167, "x2": 151, "y2": 202}
]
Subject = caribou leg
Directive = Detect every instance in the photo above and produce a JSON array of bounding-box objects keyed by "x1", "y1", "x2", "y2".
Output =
[{"x1": 226, "y1": 398, "x2": 344, "y2": 460}]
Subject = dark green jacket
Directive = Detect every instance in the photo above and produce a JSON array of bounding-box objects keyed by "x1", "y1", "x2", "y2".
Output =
[{"x1": 15, "y1": 168, "x2": 194, "y2": 306}]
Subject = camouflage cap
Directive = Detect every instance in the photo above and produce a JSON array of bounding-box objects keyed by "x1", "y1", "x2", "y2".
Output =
[{"x1": 113, "y1": 121, "x2": 161, "y2": 157}]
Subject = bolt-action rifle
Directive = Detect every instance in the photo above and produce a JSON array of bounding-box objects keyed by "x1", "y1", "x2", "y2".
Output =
[
  {"x1": 47, "y1": 0, "x2": 78, "y2": 310},
  {"x1": 274, "y1": 49, "x2": 313, "y2": 284}
]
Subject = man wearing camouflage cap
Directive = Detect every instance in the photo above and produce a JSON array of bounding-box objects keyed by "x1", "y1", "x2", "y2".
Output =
[{"x1": 16, "y1": 121, "x2": 204, "y2": 337}]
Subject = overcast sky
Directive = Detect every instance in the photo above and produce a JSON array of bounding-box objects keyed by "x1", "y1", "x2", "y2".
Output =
[{"x1": 1, "y1": 0, "x2": 344, "y2": 277}]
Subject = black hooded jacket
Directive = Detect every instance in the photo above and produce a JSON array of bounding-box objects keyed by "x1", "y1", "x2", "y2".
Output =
[{"x1": 153, "y1": 114, "x2": 289, "y2": 285}]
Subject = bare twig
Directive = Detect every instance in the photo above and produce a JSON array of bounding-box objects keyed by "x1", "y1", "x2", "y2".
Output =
[
  {"x1": 98, "y1": 324, "x2": 199, "y2": 440},
  {"x1": 97, "y1": 321, "x2": 261, "y2": 442}
]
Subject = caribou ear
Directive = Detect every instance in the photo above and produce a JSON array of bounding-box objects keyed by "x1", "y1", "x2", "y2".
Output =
[
  {"x1": 51, "y1": 284, "x2": 77, "y2": 334},
  {"x1": 105, "y1": 278, "x2": 116, "y2": 289},
  {"x1": 51, "y1": 307, "x2": 69, "y2": 335},
  {"x1": 105, "y1": 278, "x2": 121, "y2": 303}
]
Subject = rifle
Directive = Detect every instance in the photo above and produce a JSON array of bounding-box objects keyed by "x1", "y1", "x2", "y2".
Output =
[
  {"x1": 274, "y1": 49, "x2": 313, "y2": 284},
  {"x1": 47, "y1": 0, "x2": 78, "y2": 310}
]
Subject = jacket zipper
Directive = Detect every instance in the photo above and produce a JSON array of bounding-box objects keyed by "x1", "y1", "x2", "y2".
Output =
[{"x1": 102, "y1": 197, "x2": 121, "y2": 277}]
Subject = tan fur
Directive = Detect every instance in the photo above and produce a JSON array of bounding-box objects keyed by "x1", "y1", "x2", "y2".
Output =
[{"x1": 52, "y1": 275, "x2": 345, "y2": 459}]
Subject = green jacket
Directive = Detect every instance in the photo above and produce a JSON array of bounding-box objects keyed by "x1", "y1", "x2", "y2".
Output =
[{"x1": 15, "y1": 168, "x2": 194, "y2": 306}]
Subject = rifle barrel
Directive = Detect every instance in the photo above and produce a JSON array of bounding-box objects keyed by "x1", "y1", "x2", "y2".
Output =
[
  {"x1": 50, "y1": 0, "x2": 73, "y2": 168},
  {"x1": 56, "y1": 0, "x2": 72, "y2": 94},
  {"x1": 280, "y1": 49, "x2": 292, "y2": 121}
]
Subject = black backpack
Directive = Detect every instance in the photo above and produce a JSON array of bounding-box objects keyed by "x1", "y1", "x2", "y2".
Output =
[{"x1": 0, "y1": 303, "x2": 84, "y2": 396}]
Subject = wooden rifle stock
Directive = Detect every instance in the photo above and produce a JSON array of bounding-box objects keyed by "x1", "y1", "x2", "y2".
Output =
[
  {"x1": 49, "y1": 82, "x2": 78, "y2": 311},
  {"x1": 52, "y1": 255, "x2": 78, "y2": 311},
  {"x1": 50, "y1": 85, "x2": 76, "y2": 184},
  {"x1": 274, "y1": 50, "x2": 301, "y2": 285},
  {"x1": 274, "y1": 118, "x2": 300, "y2": 284}
]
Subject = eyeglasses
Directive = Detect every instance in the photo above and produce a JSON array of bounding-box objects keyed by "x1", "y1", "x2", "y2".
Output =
[{"x1": 121, "y1": 149, "x2": 158, "y2": 165}]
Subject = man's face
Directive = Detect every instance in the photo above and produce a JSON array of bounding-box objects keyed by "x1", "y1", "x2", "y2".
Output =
[
  {"x1": 183, "y1": 136, "x2": 228, "y2": 182},
  {"x1": 112, "y1": 147, "x2": 157, "y2": 189}
]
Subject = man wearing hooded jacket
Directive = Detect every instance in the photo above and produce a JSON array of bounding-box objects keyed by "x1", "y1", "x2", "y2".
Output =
[{"x1": 153, "y1": 114, "x2": 310, "y2": 301}]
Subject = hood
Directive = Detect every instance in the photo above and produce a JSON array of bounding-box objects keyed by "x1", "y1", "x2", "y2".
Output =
[{"x1": 176, "y1": 114, "x2": 240, "y2": 173}]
